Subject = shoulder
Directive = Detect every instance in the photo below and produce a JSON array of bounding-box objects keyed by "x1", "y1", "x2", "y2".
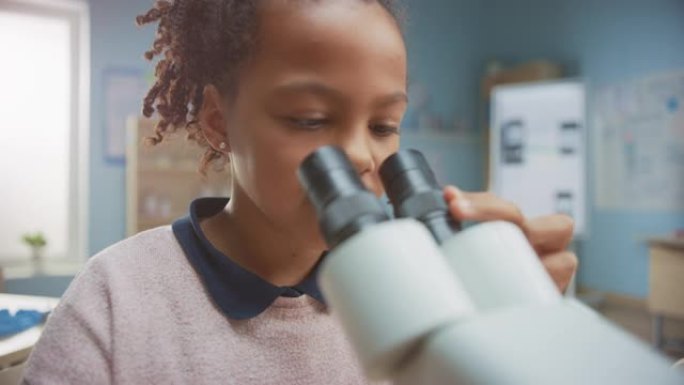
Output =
[
  {"x1": 91, "y1": 225, "x2": 179, "y2": 264},
  {"x1": 23, "y1": 227, "x2": 186, "y2": 384},
  {"x1": 86, "y1": 225, "x2": 186, "y2": 277},
  {"x1": 64, "y1": 225, "x2": 195, "y2": 304}
]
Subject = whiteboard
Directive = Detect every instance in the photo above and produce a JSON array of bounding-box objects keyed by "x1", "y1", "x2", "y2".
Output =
[{"x1": 490, "y1": 80, "x2": 586, "y2": 236}]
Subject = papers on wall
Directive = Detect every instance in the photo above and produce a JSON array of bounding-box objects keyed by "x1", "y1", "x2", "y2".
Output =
[{"x1": 594, "y1": 70, "x2": 684, "y2": 210}]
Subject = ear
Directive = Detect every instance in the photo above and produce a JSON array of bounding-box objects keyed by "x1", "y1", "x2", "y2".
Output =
[{"x1": 199, "y1": 84, "x2": 230, "y2": 153}]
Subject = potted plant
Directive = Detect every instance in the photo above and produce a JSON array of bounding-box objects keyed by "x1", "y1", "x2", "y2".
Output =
[{"x1": 22, "y1": 232, "x2": 47, "y2": 265}]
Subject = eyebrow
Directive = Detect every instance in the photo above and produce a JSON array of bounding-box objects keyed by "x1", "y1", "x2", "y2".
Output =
[
  {"x1": 272, "y1": 80, "x2": 408, "y2": 107},
  {"x1": 376, "y1": 91, "x2": 409, "y2": 107}
]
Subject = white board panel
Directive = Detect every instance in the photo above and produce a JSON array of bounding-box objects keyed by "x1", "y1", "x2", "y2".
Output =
[{"x1": 490, "y1": 80, "x2": 586, "y2": 236}]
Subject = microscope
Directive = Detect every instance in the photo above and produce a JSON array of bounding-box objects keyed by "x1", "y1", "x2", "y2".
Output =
[{"x1": 297, "y1": 146, "x2": 683, "y2": 385}]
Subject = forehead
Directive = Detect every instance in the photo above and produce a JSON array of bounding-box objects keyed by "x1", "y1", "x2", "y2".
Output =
[{"x1": 238, "y1": 0, "x2": 406, "y2": 92}]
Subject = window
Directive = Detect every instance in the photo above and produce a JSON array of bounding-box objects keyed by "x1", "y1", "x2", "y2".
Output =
[{"x1": 0, "y1": 0, "x2": 89, "y2": 262}]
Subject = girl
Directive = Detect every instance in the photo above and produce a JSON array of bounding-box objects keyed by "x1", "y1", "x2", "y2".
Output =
[{"x1": 23, "y1": 0, "x2": 577, "y2": 384}]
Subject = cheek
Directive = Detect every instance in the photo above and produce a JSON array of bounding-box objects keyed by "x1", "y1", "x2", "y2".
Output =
[
  {"x1": 255, "y1": 149, "x2": 303, "y2": 204},
  {"x1": 378, "y1": 138, "x2": 400, "y2": 165},
  {"x1": 225, "y1": 100, "x2": 323, "y2": 231},
  {"x1": 235, "y1": 127, "x2": 320, "y2": 223}
]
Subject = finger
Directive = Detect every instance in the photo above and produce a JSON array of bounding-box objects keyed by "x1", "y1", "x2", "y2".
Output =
[
  {"x1": 540, "y1": 251, "x2": 578, "y2": 293},
  {"x1": 446, "y1": 189, "x2": 525, "y2": 228},
  {"x1": 443, "y1": 185, "x2": 460, "y2": 203},
  {"x1": 524, "y1": 214, "x2": 575, "y2": 255}
]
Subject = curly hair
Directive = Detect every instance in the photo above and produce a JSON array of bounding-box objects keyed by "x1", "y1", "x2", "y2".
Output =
[{"x1": 136, "y1": 0, "x2": 403, "y2": 174}]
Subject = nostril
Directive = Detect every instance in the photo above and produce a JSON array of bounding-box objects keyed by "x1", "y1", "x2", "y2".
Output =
[
  {"x1": 359, "y1": 172, "x2": 384, "y2": 197},
  {"x1": 346, "y1": 153, "x2": 374, "y2": 176}
]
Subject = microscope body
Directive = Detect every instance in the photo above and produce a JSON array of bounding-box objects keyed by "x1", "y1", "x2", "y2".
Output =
[
  {"x1": 319, "y1": 218, "x2": 474, "y2": 378},
  {"x1": 320, "y1": 219, "x2": 681, "y2": 385},
  {"x1": 393, "y1": 297, "x2": 680, "y2": 385},
  {"x1": 299, "y1": 146, "x2": 684, "y2": 385}
]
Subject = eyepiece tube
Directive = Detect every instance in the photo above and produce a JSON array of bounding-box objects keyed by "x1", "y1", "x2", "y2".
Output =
[
  {"x1": 380, "y1": 149, "x2": 460, "y2": 243},
  {"x1": 298, "y1": 146, "x2": 389, "y2": 248}
]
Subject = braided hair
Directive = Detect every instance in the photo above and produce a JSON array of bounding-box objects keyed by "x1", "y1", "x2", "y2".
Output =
[{"x1": 136, "y1": 0, "x2": 403, "y2": 174}]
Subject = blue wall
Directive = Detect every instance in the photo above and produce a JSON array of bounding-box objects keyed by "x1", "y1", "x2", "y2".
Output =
[
  {"x1": 478, "y1": 0, "x2": 684, "y2": 297},
  {"x1": 400, "y1": 0, "x2": 485, "y2": 191},
  {"x1": 88, "y1": 0, "x2": 153, "y2": 255},
  {"x1": 403, "y1": 0, "x2": 481, "y2": 132}
]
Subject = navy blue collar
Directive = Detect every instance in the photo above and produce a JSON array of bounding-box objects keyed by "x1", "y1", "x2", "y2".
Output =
[{"x1": 172, "y1": 197, "x2": 327, "y2": 320}]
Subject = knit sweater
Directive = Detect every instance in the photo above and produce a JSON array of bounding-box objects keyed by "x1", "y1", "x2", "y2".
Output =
[{"x1": 22, "y1": 226, "x2": 384, "y2": 385}]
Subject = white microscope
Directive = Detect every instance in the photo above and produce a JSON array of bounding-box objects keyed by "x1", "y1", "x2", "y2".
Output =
[{"x1": 297, "y1": 146, "x2": 683, "y2": 385}]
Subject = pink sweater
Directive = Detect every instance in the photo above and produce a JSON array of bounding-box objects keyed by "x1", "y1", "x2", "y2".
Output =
[{"x1": 22, "y1": 226, "x2": 385, "y2": 384}]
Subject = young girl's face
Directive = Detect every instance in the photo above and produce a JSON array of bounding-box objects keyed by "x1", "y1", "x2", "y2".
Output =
[{"x1": 222, "y1": 0, "x2": 407, "y2": 239}]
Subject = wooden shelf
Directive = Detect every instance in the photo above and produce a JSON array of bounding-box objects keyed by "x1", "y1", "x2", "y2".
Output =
[
  {"x1": 137, "y1": 216, "x2": 177, "y2": 230},
  {"x1": 126, "y1": 117, "x2": 231, "y2": 236}
]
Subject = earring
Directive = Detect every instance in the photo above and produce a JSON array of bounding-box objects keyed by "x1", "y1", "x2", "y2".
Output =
[{"x1": 219, "y1": 142, "x2": 227, "y2": 150}]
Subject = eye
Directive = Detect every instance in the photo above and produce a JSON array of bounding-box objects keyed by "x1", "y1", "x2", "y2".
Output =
[
  {"x1": 371, "y1": 123, "x2": 400, "y2": 137},
  {"x1": 288, "y1": 117, "x2": 329, "y2": 131}
]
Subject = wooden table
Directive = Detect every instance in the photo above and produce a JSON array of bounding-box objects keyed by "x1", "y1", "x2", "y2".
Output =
[
  {"x1": 647, "y1": 236, "x2": 684, "y2": 352},
  {"x1": 0, "y1": 294, "x2": 59, "y2": 369}
]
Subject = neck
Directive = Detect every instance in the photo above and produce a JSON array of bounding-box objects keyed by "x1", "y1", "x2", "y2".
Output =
[{"x1": 200, "y1": 185, "x2": 326, "y2": 287}]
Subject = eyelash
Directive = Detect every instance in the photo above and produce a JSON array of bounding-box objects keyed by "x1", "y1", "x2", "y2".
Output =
[
  {"x1": 371, "y1": 124, "x2": 400, "y2": 137},
  {"x1": 289, "y1": 118, "x2": 329, "y2": 131},
  {"x1": 287, "y1": 118, "x2": 399, "y2": 137}
]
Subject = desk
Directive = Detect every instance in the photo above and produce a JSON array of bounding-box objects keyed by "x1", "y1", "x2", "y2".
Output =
[
  {"x1": 0, "y1": 294, "x2": 59, "y2": 369},
  {"x1": 647, "y1": 236, "x2": 684, "y2": 351}
]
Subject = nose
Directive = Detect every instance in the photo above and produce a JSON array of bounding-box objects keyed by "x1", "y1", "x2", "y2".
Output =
[
  {"x1": 338, "y1": 128, "x2": 374, "y2": 172},
  {"x1": 337, "y1": 129, "x2": 380, "y2": 194}
]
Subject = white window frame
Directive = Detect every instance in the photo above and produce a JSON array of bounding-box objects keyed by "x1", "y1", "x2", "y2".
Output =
[{"x1": 1, "y1": 0, "x2": 90, "y2": 262}]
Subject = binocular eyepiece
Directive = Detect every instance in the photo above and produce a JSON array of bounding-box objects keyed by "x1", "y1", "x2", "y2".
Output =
[
  {"x1": 297, "y1": 146, "x2": 389, "y2": 248},
  {"x1": 380, "y1": 149, "x2": 461, "y2": 243},
  {"x1": 297, "y1": 146, "x2": 460, "y2": 247}
]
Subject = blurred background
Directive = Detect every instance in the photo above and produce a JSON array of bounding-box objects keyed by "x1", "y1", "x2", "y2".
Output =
[{"x1": 0, "y1": 0, "x2": 682, "y2": 364}]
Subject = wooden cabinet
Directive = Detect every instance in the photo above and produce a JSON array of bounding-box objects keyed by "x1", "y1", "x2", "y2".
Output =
[
  {"x1": 647, "y1": 236, "x2": 684, "y2": 351},
  {"x1": 126, "y1": 117, "x2": 231, "y2": 236},
  {"x1": 649, "y1": 238, "x2": 684, "y2": 318}
]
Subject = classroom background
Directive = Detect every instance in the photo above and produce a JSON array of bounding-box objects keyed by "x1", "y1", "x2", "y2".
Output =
[{"x1": 1, "y1": 0, "x2": 683, "y2": 373}]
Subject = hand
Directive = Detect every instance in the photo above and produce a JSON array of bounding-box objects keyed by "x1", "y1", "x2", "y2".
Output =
[{"x1": 443, "y1": 186, "x2": 578, "y2": 293}]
